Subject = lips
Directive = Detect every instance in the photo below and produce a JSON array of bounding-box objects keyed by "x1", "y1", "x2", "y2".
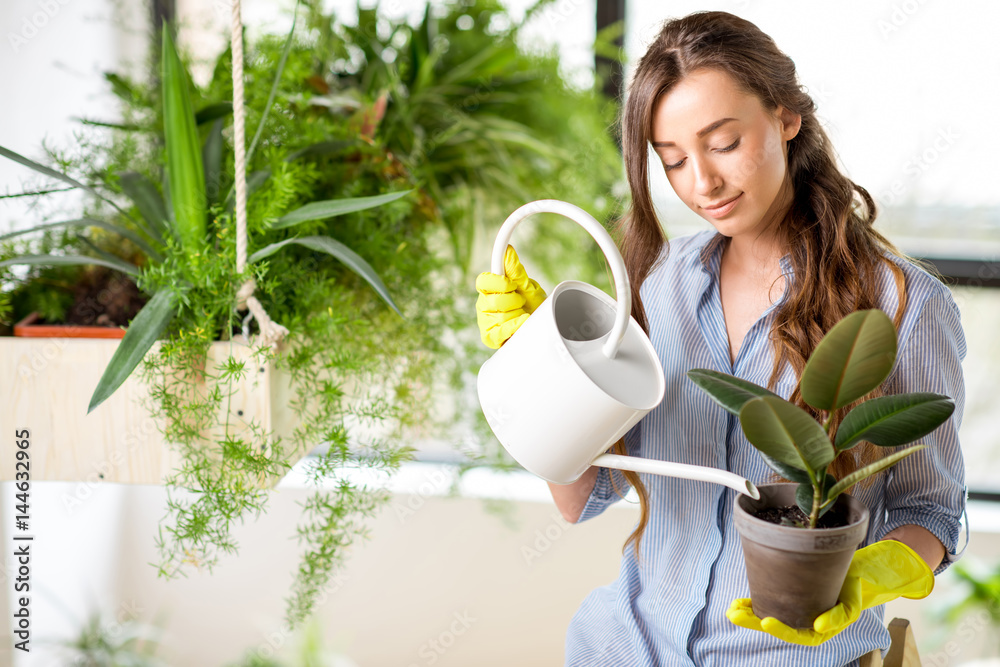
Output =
[
  {"x1": 701, "y1": 193, "x2": 743, "y2": 219},
  {"x1": 703, "y1": 194, "x2": 741, "y2": 210}
]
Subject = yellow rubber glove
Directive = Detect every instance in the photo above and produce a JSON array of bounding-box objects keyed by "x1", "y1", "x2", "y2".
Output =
[
  {"x1": 726, "y1": 539, "x2": 934, "y2": 646},
  {"x1": 476, "y1": 245, "x2": 546, "y2": 349}
]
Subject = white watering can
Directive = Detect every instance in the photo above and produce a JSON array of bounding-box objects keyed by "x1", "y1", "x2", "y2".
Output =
[{"x1": 477, "y1": 200, "x2": 760, "y2": 499}]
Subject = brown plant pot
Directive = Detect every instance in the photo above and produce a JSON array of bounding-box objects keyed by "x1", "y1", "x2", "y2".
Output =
[
  {"x1": 13, "y1": 311, "x2": 127, "y2": 339},
  {"x1": 733, "y1": 483, "x2": 870, "y2": 629}
]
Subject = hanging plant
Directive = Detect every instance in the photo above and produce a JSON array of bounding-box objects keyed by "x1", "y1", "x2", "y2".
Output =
[{"x1": 0, "y1": 8, "x2": 454, "y2": 628}]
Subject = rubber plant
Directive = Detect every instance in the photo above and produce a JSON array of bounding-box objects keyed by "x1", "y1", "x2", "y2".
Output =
[
  {"x1": 0, "y1": 23, "x2": 409, "y2": 414},
  {"x1": 687, "y1": 308, "x2": 956, "y2": 528}
]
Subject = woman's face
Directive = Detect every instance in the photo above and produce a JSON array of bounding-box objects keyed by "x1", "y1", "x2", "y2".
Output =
[{"x1": 650, "y1": 68, "x2": 801, "y2": 241}]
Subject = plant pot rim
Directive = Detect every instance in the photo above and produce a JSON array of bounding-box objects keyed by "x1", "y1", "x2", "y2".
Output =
[
  {"x1": 733, "y1": 482, "x2": 870, "y2": 553},
  {"x1": 13, "y1": 311, "x2": 128, "y2": 339},
  {"x1": 10, "y1": 313, "x2": 287, "y2": 349}
]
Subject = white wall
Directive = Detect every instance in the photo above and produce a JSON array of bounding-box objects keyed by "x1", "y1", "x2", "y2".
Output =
[{"x1": 0, "y1": 0, "x2": 148, "y2": 232}]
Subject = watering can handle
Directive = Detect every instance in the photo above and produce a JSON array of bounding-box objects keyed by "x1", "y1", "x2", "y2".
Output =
[{"x1": 491, "y1": 200, "x2": 631, "y2": 360}]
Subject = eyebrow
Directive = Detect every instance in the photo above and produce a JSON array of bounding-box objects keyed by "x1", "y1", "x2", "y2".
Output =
[{"x1": 651, "y1": 117, "x2": 738, "y2": 148}]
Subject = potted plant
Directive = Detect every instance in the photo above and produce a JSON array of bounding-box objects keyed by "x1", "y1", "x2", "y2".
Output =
[
  {"x1": 10, "y1": 268, "x2": 147, "y2": 339},
  {"x1": 0, "y1": 216, "x2": 149, "y2": 338},
  {"x1": 687, "y1": 308, "x2": 956, "y2": 628},
  {"x1": 0, "y1": 24, "x2": 409, "y2": 414}
]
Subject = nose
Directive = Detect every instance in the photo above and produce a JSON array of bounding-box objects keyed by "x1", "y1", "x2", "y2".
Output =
[{"x1": 691, "y1": 156, "x2": 723, "y2": 197}]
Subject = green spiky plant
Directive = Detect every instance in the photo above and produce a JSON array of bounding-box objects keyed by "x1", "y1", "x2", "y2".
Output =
[
  {"x1": 688, "y1": 308, "x2": 956, "y2": 529},
  {"x1": 0, "y1": 23, "x2": 409, "y2": 415}
]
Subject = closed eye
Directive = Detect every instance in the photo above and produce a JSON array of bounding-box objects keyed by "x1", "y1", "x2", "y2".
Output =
[{"x1": 664, "y1": 138, "x2": 741, "y2": 171}]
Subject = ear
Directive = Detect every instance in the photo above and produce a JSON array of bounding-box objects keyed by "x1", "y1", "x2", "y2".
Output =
[{"x1": 775, "y1": 105, "x2": 802, "y2": 142}]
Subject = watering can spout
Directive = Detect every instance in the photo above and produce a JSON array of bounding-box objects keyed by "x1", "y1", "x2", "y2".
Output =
[{"x1": 592, "y1": 454, "x2": 760, "y2": 499}]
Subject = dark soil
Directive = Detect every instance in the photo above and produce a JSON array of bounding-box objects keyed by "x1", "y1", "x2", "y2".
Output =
[
  {"x1": 26, "y1": 265, "x2": 257, "y2": 339},
  {"x1": 34, "y1": 266, "x2": 148, "y2": 328},
  {"x1": 753, "y1": 504, "x2": 850, "y2": 529}
]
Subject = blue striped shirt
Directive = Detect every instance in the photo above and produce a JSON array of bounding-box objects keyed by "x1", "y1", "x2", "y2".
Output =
[{"x1": 565, "y1": 230, "x2": 968, "y2": 667}]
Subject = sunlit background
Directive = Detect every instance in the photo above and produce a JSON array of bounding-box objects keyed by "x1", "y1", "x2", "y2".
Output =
[{"x1": 1, "y1": 1, "x2": 998, "y2": 665}]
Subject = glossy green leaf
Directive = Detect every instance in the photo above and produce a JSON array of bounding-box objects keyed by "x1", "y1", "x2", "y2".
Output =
[
  {"x1": 271, "y1": 190, "x2": 412, "y2": 229},
  {"x1": 0, "y1": 254, "x2": 140, "y2": 277},
  {"x1": 758, "y1": 451, "x2": 810, "y2": 484},
  {"x1": 835, "y1": 393, "x2": 956, "y2": 451},
  {"x1": 117, "y1": 172, "x2": 171, "y2": 244},
  {"x1": 686, "y1": 369, "x2": 780, "y2": 416},
  {"x1": 795, "y1": 481, "x2": 816, "y2": 518},
  {"x1": 88, "y1": 288, "x2": 178, "y2": 413},
  {"x1": 821, "y1": 470, "x2": 837, "y2": 496},
  {"x1": 800, "y1": 309, "x2": 898, "y2": 412},
  {"x1": 203, "y1": 118, "x2": 224, "y2": 207},
  {"x1": 249, "y1": 235, "x2": 401, "y2": 316},
  {"x1": 161, "y1": 24, "x2": 207, "y2": 257},
  {"x1": 0, "y1": 217, "x2": 162, "y2": 262},
  {"x1": 825, "y1": 445, "x2": 928, "y2": 500},
  {"x1": 739, "y1": 396, "x2": 835, "y2": 475}
]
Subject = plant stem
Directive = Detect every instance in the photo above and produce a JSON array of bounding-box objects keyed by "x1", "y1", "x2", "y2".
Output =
[
  {"x1": 809, "y1": 482, "x2": 821, "y2": 528},
  {"x1": 823, "y1": 410, "x2": 839, "y2": 440}
]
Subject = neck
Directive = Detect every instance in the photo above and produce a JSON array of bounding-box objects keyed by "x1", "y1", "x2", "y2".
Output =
[
  {"x1": 724, "y1": 177, "x2": 794, "y2": 271},
  {"x1": 724, "y1": 232, "x2": 784, "y2": 269}
]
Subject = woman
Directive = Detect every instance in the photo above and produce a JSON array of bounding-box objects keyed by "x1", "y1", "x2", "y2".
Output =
[{"x1": 475, "y1": 10, "x2": 966, "y2": 666}]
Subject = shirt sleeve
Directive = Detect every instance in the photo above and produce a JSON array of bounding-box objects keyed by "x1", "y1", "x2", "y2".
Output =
[
  {"x1": 877, "y1": 288, "x2": 969, "y2": 575},
  {"x1": 575, "y1": 419, "x2": 642, "y2": 523}
]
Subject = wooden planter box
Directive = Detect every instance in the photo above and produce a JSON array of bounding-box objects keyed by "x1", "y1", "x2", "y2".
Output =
[{"x1": 0, "y1": 336, "x2": 307, "y2": 485}]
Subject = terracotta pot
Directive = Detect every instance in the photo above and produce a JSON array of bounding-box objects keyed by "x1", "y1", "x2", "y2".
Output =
[
  {"x1": 733, "y1": 482, "x2": 870, "y2": 629},
  {"x1": 13, "y1": 311, "x2": 126, "y2": 339}
]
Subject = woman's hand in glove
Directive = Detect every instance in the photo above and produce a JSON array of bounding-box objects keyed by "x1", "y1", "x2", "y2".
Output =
[
  {"x1": 476, "y1": 245, "x2": 546, "y2": 349},
  {"x1": 726, "y1": 539, "x2": 935, "y2": 646}
]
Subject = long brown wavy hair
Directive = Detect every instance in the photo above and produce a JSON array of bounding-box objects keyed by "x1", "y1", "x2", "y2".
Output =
[{"x1": 606, "y1": 11, "x2": 935, "y2": 562}]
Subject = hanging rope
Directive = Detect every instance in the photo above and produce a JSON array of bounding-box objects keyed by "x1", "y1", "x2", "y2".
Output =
[{"x1": 231, "y1": 0, "x2": 288, "y2": 347}]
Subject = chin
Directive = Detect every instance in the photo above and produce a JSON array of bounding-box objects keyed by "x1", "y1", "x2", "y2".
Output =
[{"x1": 702, "y1": 217, "x2": 741, "y2": 236}]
